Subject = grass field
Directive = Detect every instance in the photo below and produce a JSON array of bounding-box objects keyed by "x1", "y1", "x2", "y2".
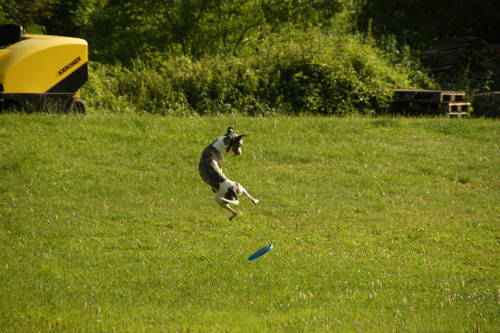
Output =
[{"x1": 1, "y1": 113, "x2": 499, "y2": 332}]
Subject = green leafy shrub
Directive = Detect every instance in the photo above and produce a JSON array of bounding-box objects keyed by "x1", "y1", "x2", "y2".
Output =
[
  {"x1": 82, "y1": 62, "x2": 133, "y2": 113},
  {"x1": 82, "y1": 29, "x2": 439, "y2": 115}
]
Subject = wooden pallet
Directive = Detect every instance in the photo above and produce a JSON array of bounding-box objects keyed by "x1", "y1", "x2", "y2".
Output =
[
  {"x1": 393, "y1": 89, "x2": 470, "y2": 117},
  {"x1": 394, "y1": 89, "x2": 466, "y2": 103}
]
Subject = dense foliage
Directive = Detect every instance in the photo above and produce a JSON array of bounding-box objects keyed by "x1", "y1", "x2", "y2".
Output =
[{"x1": 82, "y1": 29, "x2": 438, "y2": 115}]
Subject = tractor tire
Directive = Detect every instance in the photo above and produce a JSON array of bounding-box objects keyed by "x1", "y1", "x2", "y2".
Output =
[{"x1": 68, "y1": 97, "x2": 87, "y2": 114}]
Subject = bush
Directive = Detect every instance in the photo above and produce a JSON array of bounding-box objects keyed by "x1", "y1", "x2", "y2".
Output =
[{"x1": 82, "y1": 29, "x2": 439, "y2": 115}]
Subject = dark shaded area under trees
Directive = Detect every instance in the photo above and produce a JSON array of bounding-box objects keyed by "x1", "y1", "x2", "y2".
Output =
[{"x1": 356, "y1": 0, "x2": 500, "y2": 48}]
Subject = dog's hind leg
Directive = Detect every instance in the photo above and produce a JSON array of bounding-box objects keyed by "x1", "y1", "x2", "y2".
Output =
[
  {"x1": 226, "y1": 207, "x2": 239, "y2": 221},
  {"x1": 221, "y1": 204, "x2": 239, "y2": 221},
  {"x1": 216, "y1": 197, "x2": 240, "y2": 221}
]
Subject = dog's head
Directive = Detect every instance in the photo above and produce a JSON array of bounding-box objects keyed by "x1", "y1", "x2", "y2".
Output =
[{"x1": 225, "y1": 127, "x2": 246, "y2": 157}]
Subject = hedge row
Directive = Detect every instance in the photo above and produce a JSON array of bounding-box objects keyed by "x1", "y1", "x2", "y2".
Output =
[{"x1": 82, "y1": 30, "x2": 438, "y2": 115}]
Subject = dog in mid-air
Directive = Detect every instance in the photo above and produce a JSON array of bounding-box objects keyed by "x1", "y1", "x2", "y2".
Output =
[{"x1": 199, "y1": 127, "x2": 259, "y2": 221}]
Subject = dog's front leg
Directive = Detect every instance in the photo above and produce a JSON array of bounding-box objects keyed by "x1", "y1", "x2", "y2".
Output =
[{"x1": 239, "y1": 186, "x2": 259, "y2": 204}]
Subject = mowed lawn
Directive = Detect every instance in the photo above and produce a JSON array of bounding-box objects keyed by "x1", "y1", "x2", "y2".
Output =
[{"x1": 1, "y1": 114, "x2": 499, "y2": 332}]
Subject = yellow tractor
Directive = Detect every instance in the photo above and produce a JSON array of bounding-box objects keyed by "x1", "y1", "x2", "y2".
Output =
[{"x1": 0, "y1": 24, "x2": 88, "y2": 113}]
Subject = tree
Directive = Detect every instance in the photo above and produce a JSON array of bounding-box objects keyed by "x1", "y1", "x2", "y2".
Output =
[
  {"x1": 0, "y1": 0, "x2": 56, "y2": 33},
  {"x1": 41, "y1": 0, "x2": 106, "y2": 37},
  {"x1": 82, "y1": 0, "x2": 342, "y2": 64}
]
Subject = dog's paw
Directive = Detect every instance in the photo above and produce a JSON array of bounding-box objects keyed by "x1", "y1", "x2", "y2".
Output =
[
  {"x1": 254, "y1": 199, "x2": 259, "y2": 204},
  {"x1": 229, "y1": 212, "x2": 238, "y2": 221}
]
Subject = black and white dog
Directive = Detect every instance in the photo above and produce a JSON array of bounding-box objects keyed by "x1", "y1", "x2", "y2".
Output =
[{"x1": 199, "y1": 127, "x2": 259, "y2": 221}]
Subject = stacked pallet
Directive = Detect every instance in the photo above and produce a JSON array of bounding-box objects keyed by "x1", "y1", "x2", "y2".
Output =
[{"x1": 393, "y1": 89, "x2": 470, "y2": 117}]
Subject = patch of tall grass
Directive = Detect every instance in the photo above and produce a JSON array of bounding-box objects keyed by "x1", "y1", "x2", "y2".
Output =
[{"x1": 82, "y1": 29, "x2": 438, "y2": 115}]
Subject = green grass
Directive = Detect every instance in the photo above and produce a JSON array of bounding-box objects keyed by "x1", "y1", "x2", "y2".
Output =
[{"x1": 1, "y1": 114, "x2": 499, "y2": 332}]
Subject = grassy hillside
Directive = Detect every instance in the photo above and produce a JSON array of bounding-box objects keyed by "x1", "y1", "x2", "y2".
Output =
[{"x1": 1, "y1": 114, "x2": 499, "y2": 332}]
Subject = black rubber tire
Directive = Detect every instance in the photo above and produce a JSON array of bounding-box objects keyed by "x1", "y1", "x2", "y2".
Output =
[{"x1": 68, "y1": 97, "x2": 87, "y2": 114}]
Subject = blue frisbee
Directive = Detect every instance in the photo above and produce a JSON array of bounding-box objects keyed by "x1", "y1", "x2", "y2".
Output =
[{"x1": 248, "y1": 244, "x2": 273, "y2": 261}]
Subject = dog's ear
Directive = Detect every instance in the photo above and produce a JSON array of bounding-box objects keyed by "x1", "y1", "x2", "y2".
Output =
[
  {"x1": 226, "y1": 127, "x2": 234, "y2": 135},
  {"x1": 234, "y1": 134, "x2": 246, "y2": 142}
]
